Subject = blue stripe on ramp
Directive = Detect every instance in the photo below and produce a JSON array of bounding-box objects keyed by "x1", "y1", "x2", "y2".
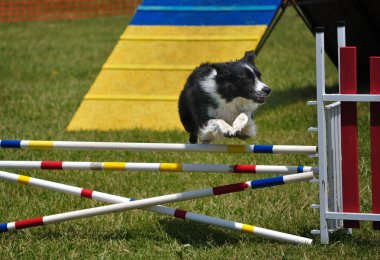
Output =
[{"x1": 130, "y1": 11, "x2": 277, "y2": 26}]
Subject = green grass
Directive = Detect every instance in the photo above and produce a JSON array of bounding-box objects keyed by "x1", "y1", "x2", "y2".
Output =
[{"x1": 1, "y1": 8, "x2": 380, "y2": 259}]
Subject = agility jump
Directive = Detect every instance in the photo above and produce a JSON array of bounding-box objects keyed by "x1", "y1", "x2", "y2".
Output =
[
  {"x1": 3, "y1": 22, "x2": 380, "y2": 245},
  {"x1": 312, "y1": 22, "x2": 380, "y2": 244}
]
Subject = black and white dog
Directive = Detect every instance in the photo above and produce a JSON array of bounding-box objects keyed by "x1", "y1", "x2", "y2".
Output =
[{"x1": 178, "y1": 50, "x2": 271, "y2": 144}]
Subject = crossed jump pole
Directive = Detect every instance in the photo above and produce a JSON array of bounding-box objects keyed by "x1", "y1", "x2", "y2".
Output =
[
  {"x1": 0, "y1": 170, "x2": 314, "y2": 245},
  {"x1": 313, "y1": 23, "x2": 380, "y2": 244}
]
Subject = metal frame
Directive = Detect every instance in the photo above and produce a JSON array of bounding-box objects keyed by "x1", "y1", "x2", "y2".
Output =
[{"x1": 312, "y1": 23, "x2": 380, "y2": 244}]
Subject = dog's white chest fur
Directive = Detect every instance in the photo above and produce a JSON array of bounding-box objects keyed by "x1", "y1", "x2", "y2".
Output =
[
  {"x1": 197, "y1": 69, "x2": 258, "y2": 143},
  {"x1": 200, "y1": 70, "x2": 258, "y2": 124},
  {"x1": 208, "y1": 97, "x2": 257, "y2": 125}
]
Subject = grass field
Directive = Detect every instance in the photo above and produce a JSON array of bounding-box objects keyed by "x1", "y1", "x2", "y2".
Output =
[{"x1": 1, "y1": 7, "x2": 380, "y2": 259}]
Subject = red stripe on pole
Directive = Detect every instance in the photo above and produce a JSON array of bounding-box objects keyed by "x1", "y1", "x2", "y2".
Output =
[
  {"x1": 233, "y1": 165, "x2": 256, "y2": 173},
  {"x1": 174, "y1": 209, "x2": 187, "y2": 219},
  {"x1": 213, "y1": 182, "x2": 250, "y2": 195},
  {"x1": 41, "y1": 161, "x2": 63, "y2": 170},
  {"x1": 340, "y1": 47, "x2": 360, "y2": 228},
  {"x1": 370, "y1": 56, "x2": 380, "y2": 230},
  {"x1": 81, "y1": 188, "x2": 94, "y2": 199},
  {"x1": 15, "y1": 217, "x2": 44, "y2": 229}
]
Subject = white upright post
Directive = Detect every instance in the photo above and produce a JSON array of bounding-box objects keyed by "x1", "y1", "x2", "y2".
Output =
[
  {"x1": 336, "y1": 20, "x2": 347, "y2": 233},
  {"x1": 337, "y1": 21, "x2": 346, "y2": 92},
  {"x1": 315, "y1": 27, "x2": 329, "y2": 244}
]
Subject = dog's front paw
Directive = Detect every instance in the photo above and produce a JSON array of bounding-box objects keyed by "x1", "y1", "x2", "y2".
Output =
[
  {"x1": 223, "y1": 130, "x2": 236, "y2": 138},
  {"x1": 232, "y1": 113, "x2": 249, "y2": 133}
]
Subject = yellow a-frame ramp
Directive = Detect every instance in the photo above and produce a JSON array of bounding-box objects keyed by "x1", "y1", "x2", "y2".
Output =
[{"x1": 67, "y1": 1, "x2": 283, "y2": 131}]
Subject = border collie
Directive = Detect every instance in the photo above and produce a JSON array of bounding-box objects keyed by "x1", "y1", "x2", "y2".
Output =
[{"x1": 178, "y1": 50, "x2": 271, "y2": 144}]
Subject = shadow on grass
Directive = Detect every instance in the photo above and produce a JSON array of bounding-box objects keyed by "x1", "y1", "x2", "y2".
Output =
[
  {"x1": 21, "y1": 221, "x2": 317, "y2": 247},
  {"x1": 157, "y1": 218, "x2": 289, "y2": 247},
  {"x1": 261, "y1": 83, "x2": 339, "y2": 113}
]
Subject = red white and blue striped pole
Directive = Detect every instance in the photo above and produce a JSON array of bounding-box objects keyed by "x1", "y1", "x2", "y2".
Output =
[
  {"x1": 0, "y1": 171, "x2": 314, "y2": 244},
  {"x1": 0, "y1": 140, "x2": 317, "y2": 154},
  {"x1": 0, "y1": 170, "x2": 313, "y2": 245},
  {"x1": 0, "y1": 161, "x2": 318, "y2": 174}
]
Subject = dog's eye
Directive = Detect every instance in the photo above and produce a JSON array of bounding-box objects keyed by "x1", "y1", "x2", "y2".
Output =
[
  {"x1": 244, "y1": 68, "x2": 254, "y2": 77},
  {"x1": 251, "y1": 69, "x2": 261, "y2": 80}
]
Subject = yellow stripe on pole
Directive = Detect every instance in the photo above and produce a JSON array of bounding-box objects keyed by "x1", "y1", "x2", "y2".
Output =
[
  {"x1": 227, "y1": 145, "x2": 247, "y2": 153},
  {"x1": 242, "y1": 224, "x2": 255, "y2": 233},
  {"x1": 28, "y1": 141, "x2": 54, "y2": 149},
  {"x1": 18, "y1": 175, "x2": 31, "y2": 185},
  {"x1": 84, "y1": 94, "x2": 178, "y2": 102},
  {"x1": 103, "y1": 162, "x2": 126, "y2": 171},
  {"x1": 160, "y1": 163, "x2": 182, "y2": 172}
]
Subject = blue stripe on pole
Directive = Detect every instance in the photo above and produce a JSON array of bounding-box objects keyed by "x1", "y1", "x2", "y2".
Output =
[
  {"x1": 138, "y1": 5, "x2": 277, "y2": 12},
  {"x1": 297, "y1": 166, "x2": 304, "y2": 173},
  {"x1": 130, "y1": 11, "x2": 277, "y2": 26},
  {"x1": 0, "y1": 140, "x2": 21, "y2": 148},
  {"x1": 250, "y1": 176, "x2": 284, "y2": 189},
  {"x1": 252, "y1": 145, "x2": 273, "y2": 153},
  {"x1": 141, "y1": 0, "x2": 283, "y2": 6},
  {"x1": 0, "y1": 223, "x2": 8, "y2": 232}
]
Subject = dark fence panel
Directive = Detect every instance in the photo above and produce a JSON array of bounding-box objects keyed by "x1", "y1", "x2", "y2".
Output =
[{"x1": 0, "y1": 0, "x2": 142, "y2": 22}]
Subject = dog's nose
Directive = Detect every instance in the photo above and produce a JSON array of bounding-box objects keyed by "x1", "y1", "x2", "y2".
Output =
[{"x1": 262, "y1": 86, "x2": 271, "y2": 95}]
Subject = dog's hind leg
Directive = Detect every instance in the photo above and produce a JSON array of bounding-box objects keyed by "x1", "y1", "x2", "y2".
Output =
[
  {"x1": 199, "y1": 119, "x2": 235, "y2": 143},
  {"x1": 189, "y1": 133, "x2": 198, "y2": 144}
]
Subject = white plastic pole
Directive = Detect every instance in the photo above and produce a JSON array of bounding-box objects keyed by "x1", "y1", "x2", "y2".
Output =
[
  {"x1": 0, "y1": 160, "x2": 318, "y2": 174},
  {"x1": 0, "y1": 140, "x2": 317, "y2": 154}
]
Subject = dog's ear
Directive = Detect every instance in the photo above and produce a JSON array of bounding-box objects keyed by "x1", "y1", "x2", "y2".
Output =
[{"x1": 242, "y1": 50, "x2": 256, "y2": 65}]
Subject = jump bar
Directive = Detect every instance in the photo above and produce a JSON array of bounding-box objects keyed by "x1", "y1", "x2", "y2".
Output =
[
  {"x1": 0, "y1": 140, "x2": 318, "y2": 154},
  {"x1": 0, "y1": 161, "x2": 318, "y2": 174}
]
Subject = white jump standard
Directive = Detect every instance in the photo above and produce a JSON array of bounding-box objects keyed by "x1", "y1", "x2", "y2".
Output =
[{"x1": 311, "y1": 23, "x2": 380, "y2": 244}]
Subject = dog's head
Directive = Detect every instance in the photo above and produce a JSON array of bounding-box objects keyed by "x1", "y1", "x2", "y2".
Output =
[{"x1": 210, "y1": 50, "x2": 271, "y2": 104}]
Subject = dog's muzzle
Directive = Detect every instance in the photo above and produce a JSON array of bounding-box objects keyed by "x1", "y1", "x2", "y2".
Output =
[{"x1": 253, "y1": 86, "x2": 271, "y2": 103}]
